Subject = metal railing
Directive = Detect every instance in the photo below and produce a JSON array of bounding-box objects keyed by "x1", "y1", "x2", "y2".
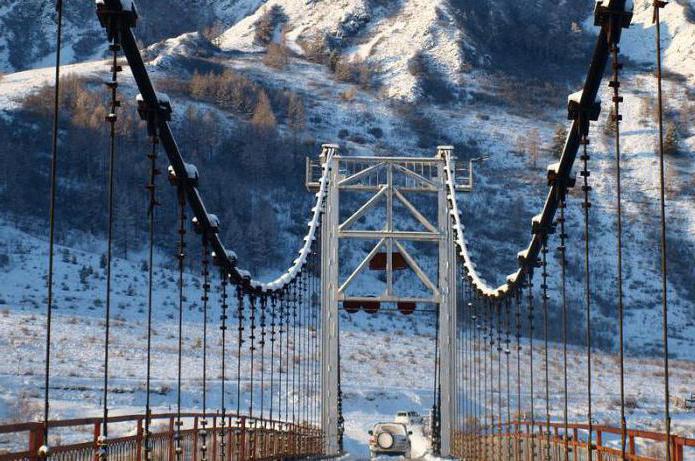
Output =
[
  {"x1": 0, "y1": 413, "x2": 324, "y2": 461},
  {"x1": 452, "y1": 421, "x2": 695, "y2": 461}
]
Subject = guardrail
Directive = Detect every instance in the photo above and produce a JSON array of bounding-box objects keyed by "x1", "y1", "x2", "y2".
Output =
[
  {"x1": 452, "y1": 421, "x2": 695, "y2": 461},
  {"x1": 0, "y1": 413, "x2": 324, "y2": 461}
]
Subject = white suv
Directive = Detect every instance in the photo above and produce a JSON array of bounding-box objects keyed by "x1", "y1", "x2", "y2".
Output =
[
  {"x1": 394, "y1": 411, "x2": 423, "y2": 426},
  {"x1": 368, "y1": 422, "x2": 412, "y2": 459}
]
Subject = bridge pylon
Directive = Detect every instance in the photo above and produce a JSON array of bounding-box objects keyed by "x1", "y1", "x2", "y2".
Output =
[{"x1": 307, "y1": 146, "x2": 473, "y2": 457}]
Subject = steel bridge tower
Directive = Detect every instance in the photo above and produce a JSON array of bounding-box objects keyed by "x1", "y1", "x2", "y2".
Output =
[{"x1": 307, "y1": 145, "x2": 472, "y2": 457}]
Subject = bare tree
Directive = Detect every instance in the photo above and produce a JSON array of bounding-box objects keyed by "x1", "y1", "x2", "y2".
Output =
[
  {"x1": 251, "y1": 90, "x2": 277, "y2": 134},
  {"x1": 527, "y1": 128, "x2": 541, "y2": 168}
]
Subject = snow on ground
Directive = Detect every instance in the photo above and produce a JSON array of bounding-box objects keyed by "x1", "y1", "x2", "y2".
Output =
[
  {"x1": 0, "y1": 61, "x2": 107, "y2": 112},
  {"x1": 219, "y1": 0, "x2": 371, "y2": 54},
  {"x1": 341, "y1": 0, "x2": 465, "y2": 101},
  {"x1": 218, "y1": 0, "x2": 468, "y2": 101},
  {"x1": 0, "y1": 220, "x2": 694, "y2": 458},
  {"x1": 621, "y1": 0, "x2": 695, "y2": 83}
]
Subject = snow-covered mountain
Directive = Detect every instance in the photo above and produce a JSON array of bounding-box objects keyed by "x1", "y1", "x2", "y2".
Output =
[
  {"x1": 0, "y1": 0, "x2": 264, "y2": 73},
  {"x1": 0, "y1": 0, "x2": 693, "y2": 345}
]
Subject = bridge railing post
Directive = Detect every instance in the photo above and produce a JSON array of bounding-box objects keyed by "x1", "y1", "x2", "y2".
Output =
[
  {"x1": 193, "y1": 416, "x2": 199, "y2": 461},
  {"x1": 211, "y1": 414, "x2": 218, "y2": 461},
  {"x1": 239, "y1": 416, "x2": 247, "y2": 461},
  {"x1": 674, "y1": 437, "x2": 684, "y2": 461},
  {"x1": 136, "y1": 417, "x2": 143, "y2": 461},
  {"x1": 168, "y1": 416, "x2": 175, "y2": 461},
  {"x1": 27, "y1": 423, "x2": 43, "y2": 461},
  {"x1": 93, "y1": 421, "x2": 101, "y2": 461}
]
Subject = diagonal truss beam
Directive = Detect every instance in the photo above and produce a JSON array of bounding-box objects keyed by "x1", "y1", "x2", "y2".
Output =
[
  {"x1": 392, "y1": 163, "x2": 437, "y2": 190},
  {"x1": 338, "y1": 162, "x2": 385, "y2": 186},
  {"x1": 393, "y1": 187, "x2": 438, "y2": 233},
  {"x1": 338, "y1": 186, "x2": 387, "y2": 231},
  {"x1": 393, "y1": 239, "x2": 439, "y2": 295},
  {"x1": 338, "y1": 238, "x2": 387, "y2": 294}
]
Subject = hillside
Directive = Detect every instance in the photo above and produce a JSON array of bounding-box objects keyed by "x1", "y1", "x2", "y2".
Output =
[
  {"x1": 0, "y1": 0, "x2": 263, "y2": 73},
  {"x1": 0, "y1": 0, "x2": 694, "y2": 348}
]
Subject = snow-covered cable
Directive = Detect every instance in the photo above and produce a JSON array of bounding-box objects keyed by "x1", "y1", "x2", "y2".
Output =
[
  {"x1": 442, "y1": 152, "x2": 521, "y2": 299},
  {"x1": 243, "y1": 148, "x2": 334, "y2": 293}
]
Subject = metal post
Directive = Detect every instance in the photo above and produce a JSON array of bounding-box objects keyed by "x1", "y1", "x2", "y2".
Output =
[
  {"x1": 437, "y1": 147, "x2": 457, "y2": 457},
  {"x1": 321, "y1": 145, "x2": 340, "y2": 456}
]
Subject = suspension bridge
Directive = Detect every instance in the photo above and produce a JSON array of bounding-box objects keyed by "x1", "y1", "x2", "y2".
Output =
[{"x1": 0, "y1": 0, "x2": 693, "y2": 460}]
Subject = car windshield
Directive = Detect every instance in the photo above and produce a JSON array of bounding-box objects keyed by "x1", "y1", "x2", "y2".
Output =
[{"x1": 377, "y1": 424, "x2": 406, "y2": 435}]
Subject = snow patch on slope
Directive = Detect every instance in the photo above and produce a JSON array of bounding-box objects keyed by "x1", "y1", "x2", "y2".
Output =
[
  {"x1": 345, "y1": 0, "x2": 465, "y2": 100},
  {"x1": 218, "y1": 0, "x2": 467, "y2": 101},
  {"x1": 621, "y1": 0, "x2": 695, "y2": 81}
]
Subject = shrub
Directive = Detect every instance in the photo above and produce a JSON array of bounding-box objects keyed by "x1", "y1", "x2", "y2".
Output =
[
  {"x1": 263, "y1": 43, "x2": 289, "y2": 69},
  {"x1": 368, "y1": 127, "x2": 383, "y2": 139},
  {"x1": 301, "y1": 34, "x2": 329, "y2": 63},
  {"x1": 339, "y1": 87, "x2": 357, "y2": 101},
  {"x1": 333, "y1": 57, "x2": 371, "y2": 88},
  {"x1": 663, "y1": 121, "x2": 681, "y2": 156}
]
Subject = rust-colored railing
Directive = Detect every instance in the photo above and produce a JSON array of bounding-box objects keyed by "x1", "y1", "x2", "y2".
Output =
[
  {"x1": 451, "y1": 421, "x2": 695, "y2": 461},
  {"x1": 0, "y1": 413, "x2": 324, "y2": 461}
]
